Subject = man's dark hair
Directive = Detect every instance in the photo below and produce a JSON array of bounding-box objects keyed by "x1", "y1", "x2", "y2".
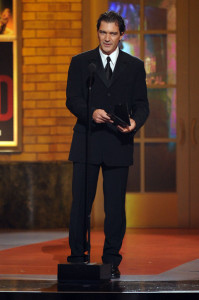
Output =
[{"x1": 97, "y1": 11, "x2": 126, "y2": 34}]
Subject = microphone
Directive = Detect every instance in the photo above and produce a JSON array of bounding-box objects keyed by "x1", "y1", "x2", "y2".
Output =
[
  {"x1": 88, "y1": 63, "x2": 96, "y2": 88},
  {"x1": 88, "y1": 63, "x2": 96, "y2": 75}
]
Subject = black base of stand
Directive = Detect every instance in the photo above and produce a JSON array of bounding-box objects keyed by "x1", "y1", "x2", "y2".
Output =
[{"x1": 58, "y1": 263, "x2": 111, "y2": 284}]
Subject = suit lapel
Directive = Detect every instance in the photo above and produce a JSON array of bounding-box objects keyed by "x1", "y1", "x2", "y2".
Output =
[
  {"x1": 88, "y1": 48, "x2": 128, "y2": 88},
  {"x1": 109, "y1": 50, "x2": 127, "y2": 87},
  {"x1": 88, "y1": 48, "x2": 108, "y2": 87}
]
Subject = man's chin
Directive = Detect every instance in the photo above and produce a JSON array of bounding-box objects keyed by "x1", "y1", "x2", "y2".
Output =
[{"x1": 101, "y1": 47, "x2": 113, "y2": 55}]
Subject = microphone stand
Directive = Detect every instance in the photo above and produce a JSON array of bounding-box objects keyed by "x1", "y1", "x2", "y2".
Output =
[
  {"x1": 86, "y1": 78, "x2": 92, "y2": 264},
  {"x1": 86, "y1": 62, "x2": 96, "y2": 263},
  {"x1": 57, "y1": 63, "x2": 111, "y2": 285}
]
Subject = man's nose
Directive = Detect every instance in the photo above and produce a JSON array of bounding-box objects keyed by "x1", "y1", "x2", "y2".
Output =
[{"x1": 105, "y1": 34, "x2": 111, "y2": 41}]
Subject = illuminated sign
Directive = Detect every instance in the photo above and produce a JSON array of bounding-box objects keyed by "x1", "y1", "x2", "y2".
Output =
[{"x1": 0, "y1": 0, "x2": 20, "y2": 150}]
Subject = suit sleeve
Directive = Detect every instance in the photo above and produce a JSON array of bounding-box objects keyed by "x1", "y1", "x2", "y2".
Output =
[
  {"x1": 130, "y1": 61, "x2": 149, "y2": 132},
  {"x1": 66, "y1": 57, "x2": 89, "y2": 124}
]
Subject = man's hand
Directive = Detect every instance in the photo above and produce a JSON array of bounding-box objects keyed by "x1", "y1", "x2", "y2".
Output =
[
  {"x1": 117, "y1": 118, "x2": 136, "y2": 133},
  {"x1": 92, "y1": 109, "x2": 113, "y2": 124}
]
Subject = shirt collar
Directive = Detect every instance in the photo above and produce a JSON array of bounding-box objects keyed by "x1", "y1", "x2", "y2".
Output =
[{"x1": 99, "y1": 47, "x2": 119, "y2": 70}]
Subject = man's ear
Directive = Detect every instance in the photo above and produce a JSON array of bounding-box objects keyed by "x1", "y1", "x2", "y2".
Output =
[{"x1": 120, "y1": 32, "x2": 124, "y2": 40}]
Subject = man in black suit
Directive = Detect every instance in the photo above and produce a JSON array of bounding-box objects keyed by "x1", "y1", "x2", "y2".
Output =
[{"x1": 66, "y1": 11, "x2": 149, "y2": 278}]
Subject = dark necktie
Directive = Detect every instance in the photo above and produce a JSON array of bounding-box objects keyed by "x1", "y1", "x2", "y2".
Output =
[{"x1": 105, "y1": 56, "x2": 112, "y2": 80}]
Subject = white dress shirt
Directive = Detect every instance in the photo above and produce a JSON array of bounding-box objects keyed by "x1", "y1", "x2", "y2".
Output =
[{"x1": 99, "y1": 47, "x2": 119, "y2": 71}]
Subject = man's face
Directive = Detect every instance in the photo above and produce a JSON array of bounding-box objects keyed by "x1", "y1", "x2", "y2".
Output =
[{"x1": 97, "y1": 21, "x2": 124, "y2": 55}]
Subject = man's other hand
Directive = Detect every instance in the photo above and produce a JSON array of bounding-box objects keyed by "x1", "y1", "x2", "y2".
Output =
[
  {"x1": 117, "y1": 118, "x2": 136, "y2": 133},
  {"x1": 92, "y1": 109, "x2": 113, "y2": 124}
]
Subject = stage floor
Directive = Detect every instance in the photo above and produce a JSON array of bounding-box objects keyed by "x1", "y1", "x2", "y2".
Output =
[{"x1": 1, "y1": 229, "x2": 199, "y2": 296}]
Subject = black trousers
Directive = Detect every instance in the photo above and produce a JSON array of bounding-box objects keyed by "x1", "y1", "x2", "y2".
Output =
[{"x1": 68, "y1": 162, "x2": 129, "y2": 267}]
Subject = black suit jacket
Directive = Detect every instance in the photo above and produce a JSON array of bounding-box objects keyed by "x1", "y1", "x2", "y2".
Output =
[{"x1": 66, "y1": 47, "x2": 149, "y2": 166}]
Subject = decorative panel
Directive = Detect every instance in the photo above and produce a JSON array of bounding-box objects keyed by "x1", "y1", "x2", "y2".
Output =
[
  {"x1": 145, "y1": 143, "x2": 176, "y2": 192},
  {"x1": 109, "y1": 0, "x2": 140, "y2": 30},
  {"x1": 145, "y1": 88, "x2": 176, "y2": 138},
  {"x1": 144, "y1": 0, "x2": 176, "y2": 30}
]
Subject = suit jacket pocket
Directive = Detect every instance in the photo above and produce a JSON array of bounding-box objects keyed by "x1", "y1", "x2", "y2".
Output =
[{"x1": 73, "y1": 122, "x2": 86, "y2": 133}]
